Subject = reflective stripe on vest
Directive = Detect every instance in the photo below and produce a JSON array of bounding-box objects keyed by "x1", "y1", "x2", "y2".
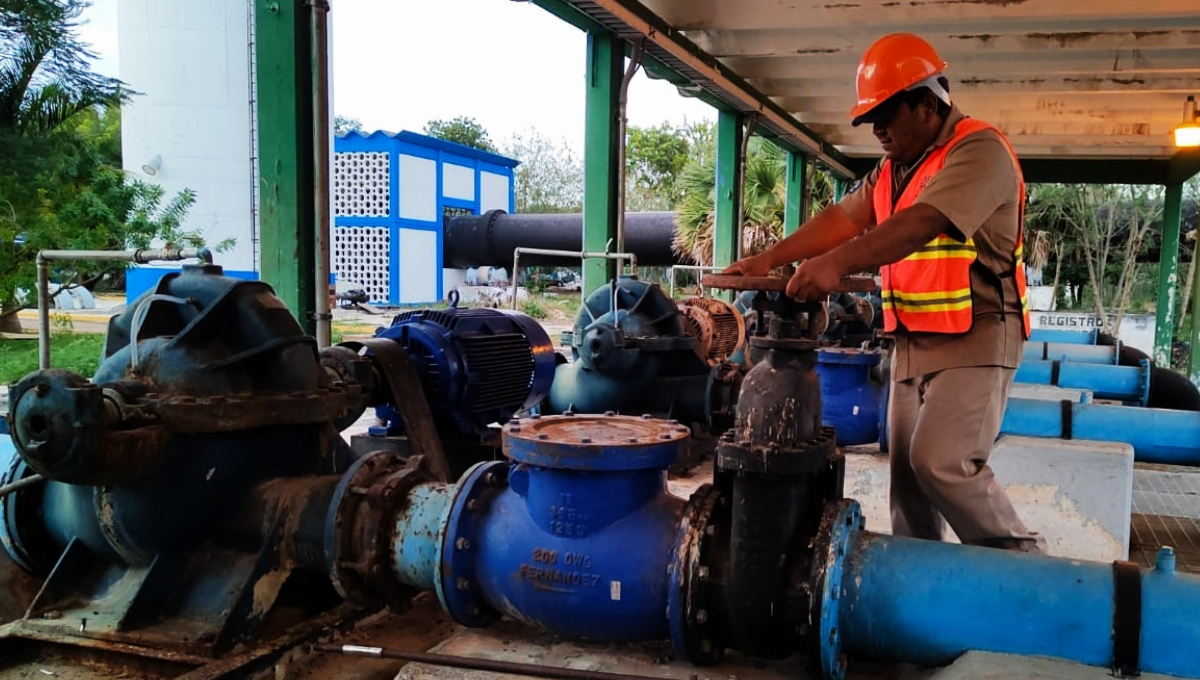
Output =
[{"x1": 874, "y1": 118, "x2": 1031, "y2": 338}]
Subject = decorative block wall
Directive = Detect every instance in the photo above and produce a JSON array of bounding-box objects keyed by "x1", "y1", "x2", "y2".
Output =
[
  {"x1": 334, "y1": 152, "x2": 391, "y2": 218},
  {"x1": 331, "y1": 226, "x2": 391, "y2": 303},
  {"x1": 332, "y1": 131, "x2": 517, "y2": 305}
]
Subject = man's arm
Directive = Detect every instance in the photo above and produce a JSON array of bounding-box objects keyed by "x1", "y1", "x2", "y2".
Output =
[
  {"x1": 723, "y1": 203, "x2": 870, "y2": 276},
  {"x1": 824, "y1": 203, "x2": 951, "y2": 274},
  {"x1": 786, "y1": 203, "x2": 951, "y2": 299}
]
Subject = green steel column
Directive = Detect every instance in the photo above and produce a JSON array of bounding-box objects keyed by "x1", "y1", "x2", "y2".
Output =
[
  {"x1": 254, "y1": 0, "x2": 315, "y2": 334},
  {"x1": 582, "y1": 32, "x2": 622, "y2": 295},
  {"x1": 783, "y1": 150, "x2": 806, "y2": 237},
  {"x1": 833, "y1": 177, "x2": 849, "y2": 203},
  {"x1": 1158, "y1": 183, "x2": 1183, "y2": 367},
  {"x1": 714, "y1": 110, "x2": 743, "y2": 269}
]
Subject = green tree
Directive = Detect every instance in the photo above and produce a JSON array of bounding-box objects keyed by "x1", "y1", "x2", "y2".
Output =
[
  {"x1": 334, "y1": 114, "x2": 362, "y2": 136},
  {"x1": 624, "y1": 122, "x2": 691, "y2": 211},
  {"x1": 1026, "y1": 184, "x2": 1162, "y2": 332},
  {"x1": 0, "y1": 0, "x2": 202, "y2": 331},
  {"x1": 424, "y1": 116, "x2": 497, "y2": 153},
  {"x1": 60, "y1": 102, "x2": 120, "y2": 164},
  {"x1": 673, "y1": 135, "x2": 835, "y2": 266},
  {"x1": 0, "y1": 0, "x2": 126, "y2": 134},
  {"x1": 501, "y1": 128, "x2": 583, "y2": 214}
]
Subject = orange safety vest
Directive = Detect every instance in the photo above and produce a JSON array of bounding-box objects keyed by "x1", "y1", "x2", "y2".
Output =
[{"x1": 875, "y1": 118, "x2": 1031, "y2": 338}]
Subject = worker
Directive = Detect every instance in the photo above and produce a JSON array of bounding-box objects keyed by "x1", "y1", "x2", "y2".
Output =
[{"x1": 724, "y1": 33, "x2": 1041, "y2": 552}]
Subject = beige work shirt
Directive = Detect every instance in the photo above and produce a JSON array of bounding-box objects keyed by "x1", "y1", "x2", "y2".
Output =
[{"x1": 839, "y1": 106, "x2": 1025, "y2": 382}]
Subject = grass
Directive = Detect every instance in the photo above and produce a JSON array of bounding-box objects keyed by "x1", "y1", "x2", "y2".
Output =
[{"x1": 1, "y1": 333, "x2": 106, "y2": 384}]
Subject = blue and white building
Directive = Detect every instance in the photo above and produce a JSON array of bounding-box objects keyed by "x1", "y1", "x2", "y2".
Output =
[
  {"x1": 333, "y1": 132, "x2": 516, "y2": 304},
  {"x1": 117, "y1": 0, "x2": 517, "y2": 305}
]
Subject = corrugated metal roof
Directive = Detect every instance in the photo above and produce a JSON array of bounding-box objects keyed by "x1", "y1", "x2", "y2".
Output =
[{"x1": 537, "y1": 0, "x2": 1200, "y2": 183}]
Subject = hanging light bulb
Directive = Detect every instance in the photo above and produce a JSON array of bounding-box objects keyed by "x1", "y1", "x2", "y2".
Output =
[{"x1": 1176, "y1": 95, "x2": 1200, "y2": 148}]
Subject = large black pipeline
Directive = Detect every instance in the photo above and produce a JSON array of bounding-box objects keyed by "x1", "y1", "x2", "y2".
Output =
[{"x1": 444, "y1": 210, "x2": 683, "y2": 268}]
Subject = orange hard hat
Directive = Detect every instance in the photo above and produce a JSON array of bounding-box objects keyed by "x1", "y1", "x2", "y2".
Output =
[{"x1": 849, "y1": 33, "x2": 948, "y2": 125}]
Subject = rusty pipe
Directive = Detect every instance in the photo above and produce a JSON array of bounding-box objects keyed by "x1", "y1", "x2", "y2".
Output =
[
  {"x1": 511, "y1": 247, "x2": 636, "y2": 311},
  {"x1": 35, "y1": 247, "x2": 213, "y2": 369},
  {"x1": 311, "y1": 0, "x2": 333, "y2": 349}
]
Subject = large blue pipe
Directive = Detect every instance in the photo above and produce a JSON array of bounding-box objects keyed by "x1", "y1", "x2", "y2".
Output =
[
  {"x1": 1023, "y1": 341, "x2": 1118, "y2": 364},
  {"x1": 1029, "y1": 328, "x2": 1098, "y2": 345},
  {"x1": 1015, "y1": 359, "x2": 1150, "y2": 403},
  {"x1": 385, "y1": 443, "x2": 1200, "y2": 678},
  {"x1": 999, "y1": 397, "x2": 1200, "y2": 466},
  {"x1": 836, "y1": 529, "x2": 1200, "y2": 677}
]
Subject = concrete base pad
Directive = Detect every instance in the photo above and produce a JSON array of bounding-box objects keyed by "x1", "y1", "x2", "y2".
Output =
[
  {"x1": 395, "y1": 619, "x2": 806, "y2": 680},
  {"x1": 837, "y1": 437, "x2": 1135, "y2": 563},
  {"x1": 393, "y1": 625, "x2": 1156, "y2": 680},
  {"x1": 921, "y1": 651, "x2": 1173, "y2": 680},
  {"x1": 990, "y1": 436, "x2": 1134, "y2": 561},
  {"x1": 1009, "y1": 384, "x2": 1091, "y2": 403}
]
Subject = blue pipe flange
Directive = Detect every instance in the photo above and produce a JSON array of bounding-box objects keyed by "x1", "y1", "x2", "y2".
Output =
[
  {"x1": 667, "y1": 483, "x2": 722, "y2": 665},
  {"x1": 327, "y1": 450, "x2": 431, "y2": 609},
  {"x1": 503, "y1": 413, "x2": 688, "y2": 471},
  {"x1": 1137, "y1": 357, "x2": 1153, "y2": 407},
  {"x1": 812, "y1": 499, "x2": 866, "y2": 680},
  {"x1": 436, "y1": 460, "x2": 508, "y2": 627}
]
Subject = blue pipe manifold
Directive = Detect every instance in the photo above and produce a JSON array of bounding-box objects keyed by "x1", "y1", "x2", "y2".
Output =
[
  {"x1": 375, "y1": 417, "x2": 1200, "y2": 679},
  {"x1": 389, "y1": 414, "x2": 691, "y2": 639}
]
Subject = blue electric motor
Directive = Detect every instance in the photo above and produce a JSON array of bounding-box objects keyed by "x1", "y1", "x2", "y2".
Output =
[
  {"x1": 815, "y1": 348, "x2": 886, "y2": 446},
  {"x1": 372, "y1": 304, "x2": 556, "y2": 436}
]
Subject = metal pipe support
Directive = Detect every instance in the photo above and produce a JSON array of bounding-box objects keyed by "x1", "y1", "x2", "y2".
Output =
[
  {"x1": 310, "y1": 0, "x2": 333, "y2": 349},
  {"x1": 36, "y1": 247, "x2": 213, "y2": 369},
  {"x1": 667, "y1": 264, "x2": 723, "y2": 298},
  {"x1": 511, "y1": 247, "x2": 636, "y2": 311}
]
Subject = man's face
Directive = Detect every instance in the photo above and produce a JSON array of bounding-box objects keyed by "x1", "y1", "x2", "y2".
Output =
[{"x1": 862, "y1": 94, "x2": 936, "y2": 165}]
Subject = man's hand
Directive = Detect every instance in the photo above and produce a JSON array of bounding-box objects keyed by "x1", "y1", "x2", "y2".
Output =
[
  {"x1": 722, "y1": 253, "x2": 773, "y2": 277},
  {"x1": 786, "y1": 254, "x2": 843, "y2": 300}
]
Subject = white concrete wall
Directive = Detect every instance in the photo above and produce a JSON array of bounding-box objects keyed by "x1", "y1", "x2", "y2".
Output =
[{"x1": 118, "y1": 0, "x2": 257, "y2": 272}]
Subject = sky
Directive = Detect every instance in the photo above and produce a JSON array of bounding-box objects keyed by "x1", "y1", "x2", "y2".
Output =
[{"x1": 76, "y1": 0, "x2": 715, "y2": 154}]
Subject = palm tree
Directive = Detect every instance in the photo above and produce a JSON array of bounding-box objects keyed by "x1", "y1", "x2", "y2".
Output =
[
  {"x1": 0, "y1": 0, "x2": 126, "y2": 136},
  {"x1": 673, "y1": 136, "x2": 836, "y2": 266},
  {"x1": 0, "y1": 0, "x2": 127, "y2": 331}
]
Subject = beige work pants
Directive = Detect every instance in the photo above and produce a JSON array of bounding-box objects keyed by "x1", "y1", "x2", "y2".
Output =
[{"x1": 888, "y1": 365, "x2": 1032, "y2": 546}]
